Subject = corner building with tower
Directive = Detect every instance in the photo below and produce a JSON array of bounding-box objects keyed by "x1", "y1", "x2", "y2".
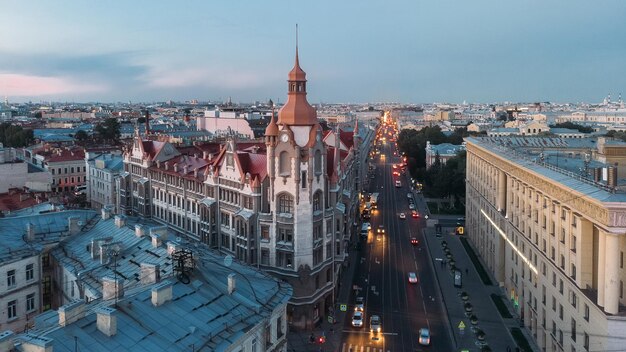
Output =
[{"x1": 117, "y1": 47, "x2": 372, "y2": 330}]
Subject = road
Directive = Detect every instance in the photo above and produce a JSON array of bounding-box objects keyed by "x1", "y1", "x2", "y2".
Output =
[{"x1": 340, "y1": 126, "x2": 453, "y2": 352}]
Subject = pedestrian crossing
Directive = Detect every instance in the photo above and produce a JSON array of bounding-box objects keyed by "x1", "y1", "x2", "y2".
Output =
[{"x1": 340, "y1": 343, "x2": 391, "y2": 352}]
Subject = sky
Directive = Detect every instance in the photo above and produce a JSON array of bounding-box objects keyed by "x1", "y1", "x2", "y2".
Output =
[{"x1": 1, "y1": 0, "x2": 625, "y2": 104}]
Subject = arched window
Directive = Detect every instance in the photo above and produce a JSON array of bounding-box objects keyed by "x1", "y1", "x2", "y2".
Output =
[
  {"x1": 278, "y1": 193, "x2": 294, "y2": 214},
  {"x1": 314, "y1": 150, "x2": 322, "y2": 174},
  {"x1": 279, "y1": 151, "x2": 290, "y2": 176},
  {"x1": 313, "y1": 191, "x2": 322, "y2": 211}
]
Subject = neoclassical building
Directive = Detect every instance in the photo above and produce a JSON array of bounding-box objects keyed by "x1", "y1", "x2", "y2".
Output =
[
  {"x1": 465, "y1": 136, "x2": 626, "y2": 352},
  {"x1": 117, "y1": 48, "x2": 372, "y2": 329}
]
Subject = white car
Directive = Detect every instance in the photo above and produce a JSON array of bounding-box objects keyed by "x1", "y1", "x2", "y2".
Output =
[
  {"x1": 408, "y1": 203, "x2": 416, "y2": 210},
  {"x1": 408, "y1": 272, "x2": 418, "y2": 284},
  {"x1": 399, "y1": 213, "x2": 406, "y2": 219},
  {"x1": 418, "y1": 328, "x2": 431, "y2": 345},
  {"x1": 352, "y1": 311, "x2": 364, "y2": 327}
]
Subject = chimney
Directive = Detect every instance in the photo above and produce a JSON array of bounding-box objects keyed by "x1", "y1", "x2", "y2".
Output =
[
  {"x1": 150, "y1": 226, "x2": 168, "y2": 242},
  {"x1": 95, "y1": 307, "x2": 117, "y2": 337},
  {"x1": 0, "y1": 331, "x2": 14, "y2": 352},
  {"x1": 135, "y1": 224, "x2": 145, "y2": 238},
  {"x1": 166, "y1": 241, "x2": 179, "y2": 255},
  {"x1": 151, "y1": 281, "x2": 173, "y2": 306},
  {"x1": 114, "y1": 215, "x2": 126, "y2": 228},
  {"x1": 608, "y1": 165, "x2": 618, "y2": 188},
  {"x1": 140, "y1": 263, "x2": 161, "y2": 285},
  {"x1": 90, "y1": 239, "x2": 99, "y2": 260},
  {"x1": 58, "y1": 300, "x2": 86, "y2": 326},
  {"x1": 19, "y1": 334, "x2": 53, "y2": 352},
  {"x1": 228, "y1": 273, "x2": 236, "y2": 295},
  {"x1": 183, "y1": 165, "x2": 189, "y2": 174},
  {"x1": 202, "y1": 151, "x2": 209, "y2": 159},
  {"x1": 594, "y1": 167, "x2": 602, "y2": 182},
  {"x1": 173, "y1": 163, "x2": 178, "y2": 172},
  {"x1": 68, "y1": 216, "x2": 80, "y2": 235},
  {"x1": 102, "y1": 277, "x2": 124, "y2": 301},
  {"x1": 164, "y1": 162, "x2": 170, "y2": 171},
  {"x1": 151, "y1": 234, "x2": 162, "y2": 248},
  {"x1": 26, "y1": 222, "x2": 36, "y2": 241},
  {"x1": 101, "y1": 206, "x2": 112, "y2": 220}
]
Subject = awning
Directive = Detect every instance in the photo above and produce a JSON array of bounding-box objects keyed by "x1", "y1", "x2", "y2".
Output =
[
  {"x1": 200, "y1": 197, "x2": 216, "y2": 207},
  {"x1": 236, "y1": 208, "x2": 255, "y2": 220},
  {"x1": 342, "y1": 189, "x2": 351, "y2": 198},
  {"x1": 335, "y1": 202, "x2": 346, "y2": 214}
]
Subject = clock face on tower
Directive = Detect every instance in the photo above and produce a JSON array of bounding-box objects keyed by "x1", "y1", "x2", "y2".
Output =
[{"x1": 281, "y1": 134, "x2": 289, "y2": 143}]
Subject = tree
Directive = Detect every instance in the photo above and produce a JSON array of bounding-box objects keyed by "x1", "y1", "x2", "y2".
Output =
[
  {"x1": 95, "y1": 118, "x2": 121, "y2": 144},
  {"x1": 0, "y1": 123, "x2": 34, "y2": 147},
  {"x1": 550, "y1": 122, "x2": 593, "y2": 133},
  {"x1": 74, "y1": 130, "x2": 90, "y2": 144}
]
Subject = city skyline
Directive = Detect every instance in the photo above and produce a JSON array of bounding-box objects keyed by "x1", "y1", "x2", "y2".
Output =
[{"x1": 1, "y1": 0, "x2": 625, "y2": 104}]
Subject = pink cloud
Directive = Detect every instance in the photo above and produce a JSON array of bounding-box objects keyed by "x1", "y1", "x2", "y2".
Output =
[{"x1": 0, "y1": 73, "x2": 106, "y2": 96}]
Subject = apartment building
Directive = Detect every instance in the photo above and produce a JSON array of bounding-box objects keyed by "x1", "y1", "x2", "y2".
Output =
[
  {"x1": 116, "y1": 48, "x2": 372, "y2": 329},
  {"x1": 85, "y1": 151, "x2": 123, "y2": 211},
  {"x1": 0, "y1": 210, "x2": 97, "y2": 332},
  {"x1": 465, "y1": 136, "x2": 626, "y2": 352},
  {"x1": 26, "y1": 146, "x2": 86, "y2": 193}
]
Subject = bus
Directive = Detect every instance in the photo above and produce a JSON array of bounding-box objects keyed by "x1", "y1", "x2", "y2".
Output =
[{"x1": 370, "y1": 193, "x2": 379, "y2": 209}]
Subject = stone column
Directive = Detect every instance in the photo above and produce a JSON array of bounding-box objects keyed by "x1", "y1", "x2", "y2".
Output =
[
  {"x1": 597, "y1": 229, "x2": 606, "y2": 308},
  {"x1": 604, "y1": 232, "x2": 621, "y2": 314},
  {"x1": 497, "y1": 170, "x2": 507, "y2": 213}
]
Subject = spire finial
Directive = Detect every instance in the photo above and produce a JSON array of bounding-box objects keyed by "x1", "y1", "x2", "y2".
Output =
[{"x1": 295, "y1": 24, "x2": 299, "y2": 65}]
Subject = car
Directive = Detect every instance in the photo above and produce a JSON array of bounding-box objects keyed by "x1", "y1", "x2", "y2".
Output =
[
  {"x1": 407, "y1": 193, "x2": 413, "y2": 199},
  {"x1": 395, "y1": 180, "x2": 401, "y2": 188},
  {"x1": 399, "y1": 213, "x2": 406, "y2": 219},
  {"x1": 408, "y1": 272, "x2": 418, "y2": 284},
  {"x1": 393, "y1": 171, "x2": 400, "y2": 176},
  {"x1": 370, "y1": 315, "x2": 382, "y2": 333},
  {"x1": 364, "y1": 222, "x2": 372, "y2": 230},
  {"x1": 412, "y1": 210, "x2": 419, "y2": 218},
  {"x1": 411, "y1": 237, "x2": 419, "y2": 245},
  {"x1": 355, "y1": 296, "x2": 365, "y2": 311},
  {"x1": 392, "y1": 164, "x2": 398, "y2": 169},
  {"x1": 377, "y1": 225, "x2": 385, "y2": 234},
  {"x1": 409, "y1": 203, "x2": 416, "y2": 210},
  {"x1": 418, "y1": 328, "x2": 431, "y2": 345},
  {"x1": 352, "y1": 311, "x2": 364, "y2": 327}
]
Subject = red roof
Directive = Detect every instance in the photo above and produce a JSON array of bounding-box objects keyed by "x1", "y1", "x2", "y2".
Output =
[
  {"x1": 339, "y1": 130, "x2": 354, "y2": 149},
  {"x1": 0, "y1": 191, "x2": 43, "y2": 212},
  {"x1": 40, "y1": 148, "x2": 85, "y2": 163}
]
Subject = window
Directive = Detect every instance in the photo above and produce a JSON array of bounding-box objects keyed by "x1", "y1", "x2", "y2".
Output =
[
  {"x1": 27, "y1": 293, "x2": 35, "y2": 311},
  {"x1": 261, "y1": 226, "x2": 270, "y2": 241},
  {"x1": 279, "y1": 151, "x2": 290, "y2": 176},
  {"x1": 301, "y1": 171, "x2": 307, "y2": 188},
  {"x1": 278, "y1": 227, "x2": 293, "y2": 243},
  {"x1": 559, "y1": 279, "x2": 563, "y2": 294},
  {"x1": 571, "y1": 318, "x2": 577, "y2": 341},
  {"x1": 251, "y1": 338, "x2": 258, "y2": 352},
  {"x1": 571, "y1": 292, "x2": 577, "y2": 308},
  {"x1": 7, "y1": 269, "x2": 16, "y2": 287},
  {"x1": 26, "y1": 263, "x2": 34, "y2": 281},
  {"x1": 559, "y1": 304, "x2": 563, "y2": 320},
  {"x1": 621, "y1": 251, "x2": 624, "y2": 269},
  {"x1": 552, "y1": 296, "x2": 556, "y2": 311},
  {"x1": 584, "y1": 332, "x2": 589, "y2": 351},
  {"x1": 278, "y1": 193, "x2": 294, "y2": 214},
  {"x1": 8, "y1": 300, "x2": 17, "y2": 319},
  {"x1": 261, "y1": 249, "x2": 269, "y2": 265},
  {"x1": 584, "y1": 304, "x2": 589, "y2": 321},
  {"x1": 314, "y1": 150, "x2": 322, "y2": 174},
  {"x1": 313, "y1": 191, "x2": 322, "y2": 212},
  {"x1": 277, "y1": 316, "x2": 284, "y2": 339},
  {"x1": 571, "y1": 264, "x2": 577, "y2": 280},
  {"x1": 621, "y1": 280, "x2": 624, "y2": 299}
]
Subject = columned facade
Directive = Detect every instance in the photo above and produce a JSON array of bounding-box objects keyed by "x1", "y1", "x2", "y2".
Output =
[{"x1": 466, "y1": 137, "x2": 626, "y2": 352}]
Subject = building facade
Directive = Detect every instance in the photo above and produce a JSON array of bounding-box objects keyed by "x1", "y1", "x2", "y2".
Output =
[
  {"x1": 85, "y1": 151, "x2": 123, "y2": 210},
  {"x1": 116, "y1": 49, "x2": 371, "y2": 330},
  {"x1": 466, "y1": 136, "x2": 626, "y2": 352}
]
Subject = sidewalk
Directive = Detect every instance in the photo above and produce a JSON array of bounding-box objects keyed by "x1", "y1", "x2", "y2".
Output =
[
  {"x1": 423, "y1": 224, "x2": 540, "y2": 352},
  {"x1": 286, "y1": 242, "x2": 361, "y2": 352}
]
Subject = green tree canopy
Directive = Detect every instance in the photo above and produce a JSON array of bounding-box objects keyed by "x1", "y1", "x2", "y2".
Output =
[
  {"x1": 0, "y1": 123, "x2": 34, "y2": 147},
  {"x1": 95, "y1": 118, "x2": 121, "y2": 144}
]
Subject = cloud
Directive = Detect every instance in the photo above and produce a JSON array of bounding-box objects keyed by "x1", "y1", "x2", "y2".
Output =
[
  {"x1": 0, "y1": 73, "x2": 106, "y2": 97},
  {"x1": 144, "y1": 66, "x2": 271, "y2": 90}
]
